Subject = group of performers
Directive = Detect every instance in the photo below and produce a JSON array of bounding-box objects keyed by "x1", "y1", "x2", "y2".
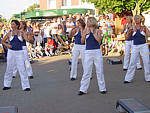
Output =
[
  {"x1": 70, "y1": 15, "x2": 150, "y2": 96},
  {"x1": 1, "y1": 15, "x2": 150, "y2": 94}
]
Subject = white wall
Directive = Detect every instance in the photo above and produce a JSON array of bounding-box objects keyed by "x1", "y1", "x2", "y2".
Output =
[{"x1": 47, "y1": 0, "x2": 56, "y2": 9}]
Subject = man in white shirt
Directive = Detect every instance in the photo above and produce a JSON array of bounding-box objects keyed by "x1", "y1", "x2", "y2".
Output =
[
  {"x1": 66, "y1": 18, "x2": 74, "y2": 34},
  {"x1": 43, "y1": 21, "x2": 51, "y2": 46}
]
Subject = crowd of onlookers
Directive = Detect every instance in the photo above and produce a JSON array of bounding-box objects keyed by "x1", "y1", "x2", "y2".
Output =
[{"x1": 0, "y1": 13, "x2": 127, "y2": 59}]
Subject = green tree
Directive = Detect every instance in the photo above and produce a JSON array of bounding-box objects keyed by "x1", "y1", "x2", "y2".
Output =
[
  {"x1": 0, "y1": 14, "x2": 7, "y2": 24},
  {"x1": 26, "y1": 3, "x2": 40, "y2": 12},
  {"x1": 84, "y1": 0, "x2": 150, "y2": 16}
]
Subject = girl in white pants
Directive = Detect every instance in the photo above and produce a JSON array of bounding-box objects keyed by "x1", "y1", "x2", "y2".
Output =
[
  {"x1": 78, "y1": 17, "x2": 106, "y2": 95},
  {"x1": 70, "y1": 19, "x2": 86, "y2": 80},
  {"x1": 122, "y1": 16, "x2": 142, "y2": 71},
  {"x1": 2, "y1": 20, "x2": 31, "y2": 91},
  {"x1": 13, "y1": 21, "x2": 33, "y2": 79},
  {"x1": 124, "y1": 15, "x2": 150, "y2": 83}
]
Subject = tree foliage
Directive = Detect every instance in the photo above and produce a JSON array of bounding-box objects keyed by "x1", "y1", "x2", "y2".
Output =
[
  {"x1": 84, "y1": 0, "x2": 150, "y2": 16},
  {"x1": 26, "y1": 3, "x2": 40, "y2": 12},
  {"x1": 0, "y1": 14, "x2": 7, "y2": 24}
]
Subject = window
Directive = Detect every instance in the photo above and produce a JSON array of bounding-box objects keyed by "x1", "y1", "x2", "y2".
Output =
[
  {"x1": 47, "y1": 0, "x2": 56, "y2": 9},
  {"x1": 63, "y1": 0, "x2": 71, "y2": 6}
]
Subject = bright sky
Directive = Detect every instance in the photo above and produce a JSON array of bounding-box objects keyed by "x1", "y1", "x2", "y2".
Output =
[{"x1": 0, "y1": 0, "x2": 39, "y2": 19}]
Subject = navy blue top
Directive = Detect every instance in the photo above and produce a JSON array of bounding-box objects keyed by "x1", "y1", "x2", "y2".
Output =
[
  {"x1": 22, "y1": 39, "x2": 26, "y2": 46},
  {"x1": 74, "y1": 31, "x2": 85, "y2": 45},
  {"x1": 10, "y1": 35, "x2": 23, "y2": 51},
  {"x1": 86, "y1": 32, "x2": 100, "y2": 50},
  {"x1": 133, "y1": 29, "x2": 146, "y2": 45}
]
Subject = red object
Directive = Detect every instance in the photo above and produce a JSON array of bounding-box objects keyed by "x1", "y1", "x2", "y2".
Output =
[
  {"x1": 131, "y1": 104, "x2": 138, "y2": 107},
  {"x1": 121, "y1": 17, "x2": 127, "y2": 25},
  {"x1": 47, "y1": 40, "x2": 57, "y2": 49},
  {"x1": 113, "y1": 13, "x2": 115, "y2": 21},
  {"x1": 46, "y1": 48, "x2": 50, "y2": 52}
]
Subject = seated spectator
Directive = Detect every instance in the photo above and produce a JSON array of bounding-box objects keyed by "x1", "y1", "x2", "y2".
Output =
[
  {"x1": 27, "y1": 43, "x2": 37, "y2": 59},
  {"x1": 45, "y1": 43, "x2": 53, "y2": 56},
  {"x1": 47, "y1": 37, "x2": 56, "y2": 55},
  {"x1": 35, "y1": 41, "x2": 43, "y2": 58}
]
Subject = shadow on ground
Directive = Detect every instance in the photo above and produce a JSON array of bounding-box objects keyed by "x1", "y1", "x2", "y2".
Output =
[{"x1": 0, "y1": 55, "x2": 149, "y2": 113}]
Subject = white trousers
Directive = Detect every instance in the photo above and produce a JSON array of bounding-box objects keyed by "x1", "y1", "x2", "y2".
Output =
[
  {"x1": 13, "y1": 46, "x2": 33, "y2": 77},
  {"x1": 123, "y1": 40, "x2": 142, "y2": 69},
  {"x1": 125, "y1": 43, "x2": 150, "y2": 82},
  {"x1": 79, "y1": 49, "x2": 106, "y2": 93},
  {"x1": 4, "y1": 49, "x2": 30, "y2": 90},
  {"x1": 70, "y1": 44, "x2": 85, "y2": 79}
]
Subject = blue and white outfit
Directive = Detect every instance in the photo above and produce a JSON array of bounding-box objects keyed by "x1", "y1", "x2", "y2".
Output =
[
  {"x1": 123, "y1": 27, "x2": 142, "y2": 69},
  {"x1": 13, "y1": 39, "x2": 33, "y2": 77},
  {"x1": 125, "y1": 29, "x2": 150, "y2": 82},
  {"x1": 70, "y1": 30, "x2": 85, "y2": 79},
  {"x1": 79, "y1": 32, "x2": 106, "y2": 93},
  {"x1": 4, "y1": 32, "x2": 30, "y2": 90}
]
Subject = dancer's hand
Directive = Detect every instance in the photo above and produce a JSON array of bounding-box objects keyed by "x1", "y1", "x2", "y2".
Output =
[
  {"x1": 142, "y1": 26, "x2": 147, "y2": 32},
  {"x1": 7, "y1": 45, "x2": 12, "y2": 48}
]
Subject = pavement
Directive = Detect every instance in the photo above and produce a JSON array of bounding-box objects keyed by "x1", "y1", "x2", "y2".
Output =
[{"x1": 0, "y1": 55, "x2": 150, "y2": 113}]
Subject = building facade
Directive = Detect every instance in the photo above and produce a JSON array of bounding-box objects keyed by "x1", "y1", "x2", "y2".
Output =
[{"x1": 40, "y1": 0, "x2": 82, "y2": 10}]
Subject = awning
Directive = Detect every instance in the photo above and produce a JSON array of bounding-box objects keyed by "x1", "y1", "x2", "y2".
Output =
[{"x1": 25, "y1": 8, "x2": 94, "y2": 19}]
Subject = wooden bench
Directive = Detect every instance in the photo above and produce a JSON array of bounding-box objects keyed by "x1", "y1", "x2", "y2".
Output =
[{"x1": 116, "y1": 98, "x2": 150, "y2": 113}]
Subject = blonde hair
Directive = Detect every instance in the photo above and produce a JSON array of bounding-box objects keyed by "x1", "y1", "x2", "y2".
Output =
[
  {"x1": 87, "y1": 17, "x2": 98, "y2": 28},
  {"x1": 126, "y1": 16, "x2": 133, "y2": 23},
  {"x1": 134, "y1": 15, "x2": 142, "y2": 21}
]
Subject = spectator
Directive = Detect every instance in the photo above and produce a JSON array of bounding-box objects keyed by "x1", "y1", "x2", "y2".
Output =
[
  {"x1": 35, "y1": 41, "x2": 43, "y2": 58},
  {"x1": 45, "y1": 43, "x2": 52, "y2": 56},
  {"x1": 66, "y1": 18, "x2": 75, "y2": 34},
  {"x1": 47, "y1": 37, "x2": 56, "y2": 55},
  {"x1": 121, "y1": 15, "x2": 127, "y2": 26},
  {"x1": 43, "y1": 21, "x2": 51, "y2": 47}
]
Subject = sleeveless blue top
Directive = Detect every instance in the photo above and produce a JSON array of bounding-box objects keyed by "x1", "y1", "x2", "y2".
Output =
[
  {"x1": 86, "y1": 32, "x2": 100, "y2": 50},
  {"x1": 133, "y1": 29, "x2": 146, "y2": 45},
  {"x1": 74, "y1": 31, "x2": 85, "y2": 45},
  {"x1": 10, "y1": 35, "x2": 23, "y2": 51}
]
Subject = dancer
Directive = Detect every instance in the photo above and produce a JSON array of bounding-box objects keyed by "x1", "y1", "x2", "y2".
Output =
[
  {"x1": 2, "y1": 20, "x2": 31, "y2": 91},
  {"x1": 78, "y1": 17, "x2": 106, "y2": 95},
  {"x1": 122, "y1": 16, "x2": 142, "y2": 71},
  {"x1": 12, "y1": 21, "x2": 34, "y2": 79},
  {"x1": 124, "y1": 15, "x2": 150, "y2": 83},
  {"x1": 70, "y1": 18, "x2": 86, "y2": 80}
]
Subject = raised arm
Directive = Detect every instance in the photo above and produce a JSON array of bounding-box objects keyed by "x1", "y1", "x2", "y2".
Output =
[
  {"x1": 81, "y1": 27, "x2": 87, "y2": 44},
  {"x1": 69, "y1": 27, "x2": 77, "y2": 38},
  {"x1": 93, "y1": 29, "x2": 103, "y2": 43},
  {"x1": 144, "y1": 26, "x2": 150, "y2": 37},
  {"x1": 22, "y1": 31, "x2": 29, "y2": 42},
  {"x1": 126, "y1": 28, "x2": 134, "y2": 40},
  {"x1": 2, "y1": 32, "x2": 12, "y2": 48}
]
